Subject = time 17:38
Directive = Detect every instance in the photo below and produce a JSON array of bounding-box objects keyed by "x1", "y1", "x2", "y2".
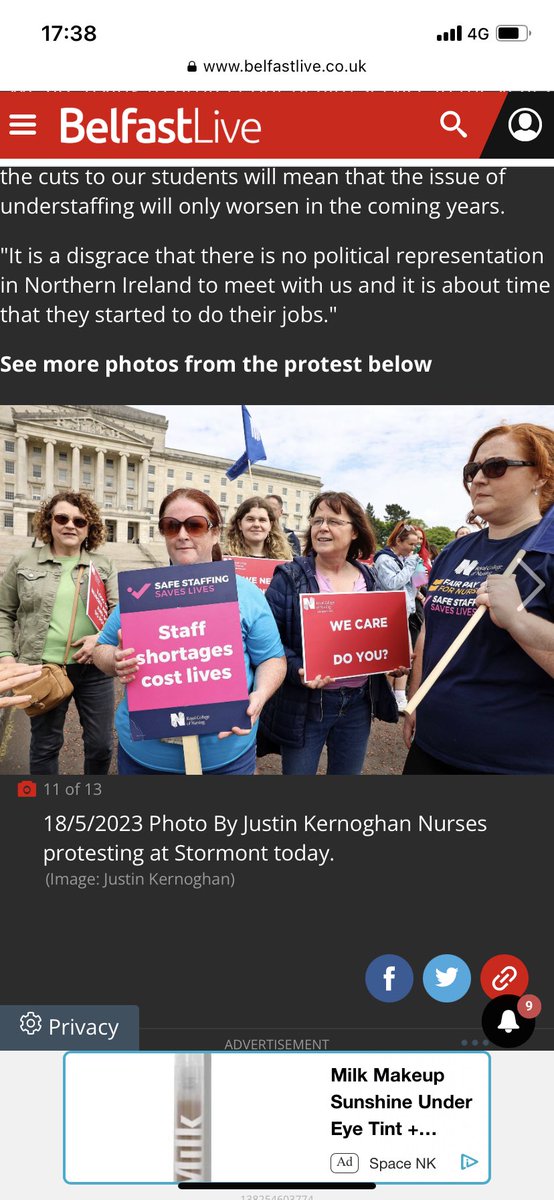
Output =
[{"x1": 41, "y1": 26, "x2": 97, "y2": 41}]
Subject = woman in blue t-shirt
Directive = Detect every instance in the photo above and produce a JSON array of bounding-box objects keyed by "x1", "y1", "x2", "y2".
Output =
[
  {"x1": 93, "y1": 489, "x2": 285, "y2": 775},
  {"x1": 403, "y1": 422, "x2": 554, "y2": 774}
]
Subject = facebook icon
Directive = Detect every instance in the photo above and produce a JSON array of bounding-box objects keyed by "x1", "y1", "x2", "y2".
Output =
[
  {"x1": 383, "y1": 964, "x2": 396, "y2": 992},
  {"x1": 365, "y1": 955, "x2": 414, "y2": 1003}
]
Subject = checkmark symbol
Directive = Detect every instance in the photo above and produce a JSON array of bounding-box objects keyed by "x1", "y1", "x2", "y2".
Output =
[{"x1": 127, "y1": 583, "x2": 152, "y2": 600}]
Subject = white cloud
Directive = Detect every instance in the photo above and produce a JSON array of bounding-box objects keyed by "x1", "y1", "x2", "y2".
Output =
[{"x1": 135, "y1": 404, "x2": 554, "y2": 529}]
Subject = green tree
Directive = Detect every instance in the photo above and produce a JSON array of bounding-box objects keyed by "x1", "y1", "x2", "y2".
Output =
[
  {"x1": 384, "y1": 503, "x2": 410, "y2": 524},
  {"x1": 365, "y1": 502, "x2": 387, "y2": 546},
  {"x1": 380, "y1": 503, "x2": 410, "y2": 543},
  {"x1": 426, "y1": 525, "x2": 456, "y2": 551},
  {"x1": 367, "y1": 504, "x2": 442, "y2": 550}
]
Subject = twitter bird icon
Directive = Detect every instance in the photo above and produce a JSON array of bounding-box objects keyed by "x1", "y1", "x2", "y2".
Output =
[
  {"x1": 424, "y1": 956, "x2": 471, "y2": 1003},
  {"x1": 436, "y1": 967, "x2": 459, "y2": 987}
]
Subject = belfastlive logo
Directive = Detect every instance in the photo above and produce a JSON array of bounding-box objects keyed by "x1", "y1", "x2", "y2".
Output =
[{"x1": 59, "y1": 106, "x2": 262, "y2": 146}]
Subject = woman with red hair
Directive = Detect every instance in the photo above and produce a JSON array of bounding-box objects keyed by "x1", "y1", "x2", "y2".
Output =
[{"x1": 403, "y1": 422, "x2": 554, "y2": 774}]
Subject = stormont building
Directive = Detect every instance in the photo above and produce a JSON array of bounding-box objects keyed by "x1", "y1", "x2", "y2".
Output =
[{"x1": 0, "y1": 404, "x2": 322, "y2": 544}]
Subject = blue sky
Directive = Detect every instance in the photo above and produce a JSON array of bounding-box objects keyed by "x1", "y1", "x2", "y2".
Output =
[{"x1": 136, "y1": 404, "x2": 554, "y2": 529}]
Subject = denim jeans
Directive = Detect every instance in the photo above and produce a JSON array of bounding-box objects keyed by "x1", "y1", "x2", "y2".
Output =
[
  {"x1": 29, "y1": 663, "x2": 114, "y2": 774},
  {"x1": 117, "y1": 741, "x2": 257, "y2": 776},
  {"x1": 281, "y1": 684, "x2": 372, "y2": 776}
]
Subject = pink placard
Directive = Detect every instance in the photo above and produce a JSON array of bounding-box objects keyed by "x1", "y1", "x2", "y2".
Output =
[{"x1": 123, "y1": 602, "x2": 247, "y2": 712}]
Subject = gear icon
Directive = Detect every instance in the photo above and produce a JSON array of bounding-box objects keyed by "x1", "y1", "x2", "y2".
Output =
[{"x1": 20, "y1": 1011, "x2": 42, "y2": 1036}]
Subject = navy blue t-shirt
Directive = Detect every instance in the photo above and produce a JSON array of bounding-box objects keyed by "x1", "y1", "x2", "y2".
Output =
[{"x1": 416, "y1": 526, "x2": 554, "y2": 773}]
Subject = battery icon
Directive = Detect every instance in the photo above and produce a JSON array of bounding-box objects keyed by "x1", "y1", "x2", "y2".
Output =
[{"x1": 496, "y1": 25, "x2": 529, "y2": 40}]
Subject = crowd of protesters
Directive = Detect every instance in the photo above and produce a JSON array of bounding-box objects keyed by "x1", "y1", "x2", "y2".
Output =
[{"x1": 1, "y1": 420, "x2": 553, "y2": 776}]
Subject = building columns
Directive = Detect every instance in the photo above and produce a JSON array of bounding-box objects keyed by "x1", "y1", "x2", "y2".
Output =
[
  {"x1": 44, "y1": 439, "x2": 55, "y2": 495},
  {"x1": 139, "y1": 454, "x2": 150, "y2": 510},
  {"x1": 16, "y1": 435, "x2": 28, "y2": 498},
  {"x1": 71, "y1": 444, "x2": 81, "y2": 490},
  {"x1": 116, "y1": 518, "x2": 128, "y2": 544},
  {"x1": 95, "y1": 447, "x2": 105, "y2": 504},
  {"x1": 118, "y1": 452, "x2": 128, "y2": 508}
]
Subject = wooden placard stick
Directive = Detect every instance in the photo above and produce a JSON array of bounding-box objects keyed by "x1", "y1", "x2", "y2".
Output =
[
  {"x1": 405, "y1": 547, "x2": 526, "y2": 716},
  {"x1": 182, "y1": 735, "x2": 203, "y2": 775}
]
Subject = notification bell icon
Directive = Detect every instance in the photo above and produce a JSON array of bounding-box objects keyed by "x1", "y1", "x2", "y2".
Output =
[
  {"x1": 482, "y1": 996, "x2": 535, "y2": 1048},
  {"x1": 497, "y1": 1010, "x2": 519, "y2": 1033}
]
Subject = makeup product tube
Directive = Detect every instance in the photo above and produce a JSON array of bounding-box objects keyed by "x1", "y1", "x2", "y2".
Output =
[{"x1": 174, "y1": 1053, "x2": 211, "y2": 1182}]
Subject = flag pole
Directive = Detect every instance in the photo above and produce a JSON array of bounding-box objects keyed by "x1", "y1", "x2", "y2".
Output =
[
  {"x1": 405, "y1": 548, "x2": 527, "y2": 715},
  {"x1": 247, "y1": 459, "x2": 253, "y2": 490}
]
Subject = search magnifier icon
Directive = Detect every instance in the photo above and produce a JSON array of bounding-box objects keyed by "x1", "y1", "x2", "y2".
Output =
[{"x1": 440, "y1": 110, "x2": 468, "y2": 138}]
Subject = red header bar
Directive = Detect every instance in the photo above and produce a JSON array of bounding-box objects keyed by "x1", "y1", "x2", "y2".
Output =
[{"x1": 0, "y1": 92, "x2": 507, "y2": 157}]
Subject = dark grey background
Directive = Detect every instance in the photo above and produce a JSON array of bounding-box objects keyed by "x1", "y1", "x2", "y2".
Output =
[
  {"x1": 1, "y1": 166, "x2": 551, "y2": 400},
  {"x1": 2, "y1": 777, "x2": 550, "y2": 1051}
]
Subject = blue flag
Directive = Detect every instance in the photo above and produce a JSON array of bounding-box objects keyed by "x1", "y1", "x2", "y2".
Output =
[
  {"x1": 522, "y1": 504, "x2": 554, "y2": 553},
  {"x1": 226, "y1": 406, "x2": 267, "y2": 481}
]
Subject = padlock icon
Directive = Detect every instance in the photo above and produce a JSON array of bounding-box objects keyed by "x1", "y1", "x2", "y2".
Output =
[{"x1": 187, "y1": 60, "x2": 197, "y2": 72}]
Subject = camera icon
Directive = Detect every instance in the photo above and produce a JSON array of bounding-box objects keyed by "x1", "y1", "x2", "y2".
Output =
[{"x1": 17, "y1": 780, "x2": 37, "y2": 798}]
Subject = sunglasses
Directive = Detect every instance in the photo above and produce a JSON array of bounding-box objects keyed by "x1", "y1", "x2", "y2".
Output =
[
  {"x1": 463, "y1": 457, "x2": 536, "y2": 484},
  {"x1": 158, "y1": 516, "x2": 214, "y2": 537},
  {"x1": 52, "y1": 513, "x2": 88, "y2": 529}
]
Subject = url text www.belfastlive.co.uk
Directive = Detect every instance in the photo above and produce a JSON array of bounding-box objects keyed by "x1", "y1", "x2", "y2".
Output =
[{"x1": 202, "y1": 57, "x2": 367, "y2": 73}]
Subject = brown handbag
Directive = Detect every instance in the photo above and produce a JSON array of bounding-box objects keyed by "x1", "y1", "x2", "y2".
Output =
[{"x1": 12, "y1": 566, "x2": 85, "y2": 717}]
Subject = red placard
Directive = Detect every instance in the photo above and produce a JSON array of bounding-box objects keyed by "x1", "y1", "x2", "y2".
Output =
[
  {"x1": 300, "y1": 591, "x2": 411, "y2": 681},
  {"x1": 229, "y1": 557, "x2": 285, "y2": 592},
  {"x1": 86, "y1": 562, "x2": 109, "y2": 631}
]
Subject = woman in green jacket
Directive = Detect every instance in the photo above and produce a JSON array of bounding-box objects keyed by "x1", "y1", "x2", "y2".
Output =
[{"x1": 0, "y1": 491, "x2": 118, "y2": 774}]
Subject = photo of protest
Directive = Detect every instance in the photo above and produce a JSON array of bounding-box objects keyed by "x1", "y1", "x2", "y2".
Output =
[{"x1": 0, "y1": 402, "x2": 553, "y2": 776}]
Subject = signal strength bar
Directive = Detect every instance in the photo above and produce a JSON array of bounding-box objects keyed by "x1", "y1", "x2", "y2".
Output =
[{"x1": 437, "y1": 26, "x2": 462, "y2": 41}]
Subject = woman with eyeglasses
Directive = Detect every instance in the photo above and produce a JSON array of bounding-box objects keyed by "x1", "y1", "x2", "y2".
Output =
[
  {"x1": 372, "y1": 522, "x2": 425, "y2": 713},
  {"x1": 93, "y1": 489, "x2": 286, "y2": 775},
  {"x1": 403, "y1": 422, "x2": 554, "y2": 774},
  {"x1": 225, "y1": 496, "x2": 293, "y2": 561},
  {"x1": 258, "y1": 491, "x2": 402, "y2": 775},
  {"x1": 0, "y1": 491, "x2": 118, "y2": 773}
]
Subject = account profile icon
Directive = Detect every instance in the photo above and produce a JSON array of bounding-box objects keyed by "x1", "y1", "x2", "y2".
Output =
[{"x1": 508, "y1": 108, "x2": 542, "y2": 142}]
